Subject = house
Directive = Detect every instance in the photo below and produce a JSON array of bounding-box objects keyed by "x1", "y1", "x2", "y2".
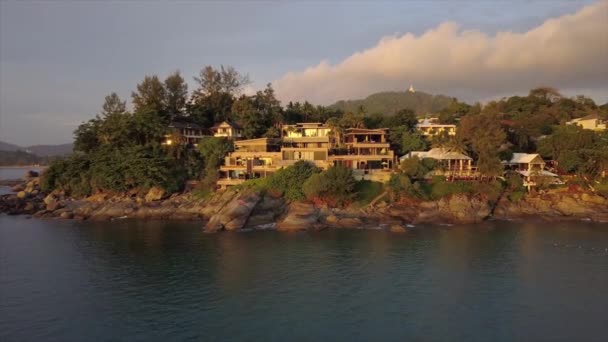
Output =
[
  {"x1": 415, "y1": 118, "x2": 457, "y2": 137},
  {"x1": 281, "y1": 123, "x2": 332, "y2": 169},
  {"x1": 164, "y1": 121, "x2": 207, "y2": 146},
  {"x1": 566, "y1": 114, "x2": 606, "y2": 131},
  {"x1": 212, "y1": 121, "x2": 243, "y2": 139},
  {"x1": 401, "y1": 148, "x2": 474, "y2": 179},
  {"x1": 217, "y1": 138, "x2": 282, "y2": 189},
  {"x1": 216, "y1": 123, "x2": 399, "y2": 189},
  {"x1": 330, "y1": 128, "x2": 395, "y2": 182},
  {"x1": 503, "y1": 153, "x2": 560, "y2": 189}
]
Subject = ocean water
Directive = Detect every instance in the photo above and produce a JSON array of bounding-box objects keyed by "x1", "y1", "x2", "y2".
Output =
[{"x1": 1, "y1": 216, "x2": 607, "y2": 341}]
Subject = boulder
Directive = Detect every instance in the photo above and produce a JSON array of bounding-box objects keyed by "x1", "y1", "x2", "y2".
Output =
[
  {"x1": 204, "y1": 191, "x2": 262, "y2": 232},
  {"x1": 336, "y1": 217, "x2": 363, "y2": 228},
  {"x1": 24, "y1": 170, "x2": 39, "y2": 178},
  {"x1": 145, "y1": 187, "x2": 166, "y2": 202},
  {"x1": 277, "y1": 202, "x2": 319, "y2": 231},
  {"x1": 389, "y1": 224, "x2": 407, "y2": 233},
  {"x1": 16, "y1": 191, "x2": 28, "y2": 199},
  {"x1": 11, "y1": 183, "x2": 25, "y2": 192},
  {"x1": 60, "y1": 211, "x2": 74, "y2": 219}
]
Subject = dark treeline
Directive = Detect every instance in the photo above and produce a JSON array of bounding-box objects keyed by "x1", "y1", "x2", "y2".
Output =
[{"x1": 40, "y1": 65, "x2": 608, "y2": 198}]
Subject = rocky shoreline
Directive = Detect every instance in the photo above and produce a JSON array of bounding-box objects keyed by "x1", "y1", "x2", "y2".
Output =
[{"x1": 2, "y1": 176, "x2": 608, "y2": 232}]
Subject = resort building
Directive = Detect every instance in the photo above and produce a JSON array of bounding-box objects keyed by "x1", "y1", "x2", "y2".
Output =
[
  {"x1": 217, "y1": 138, "x2": 282, "y2": 189},
  {"x1": 415, "y1": 118, "x2": 457, "y2": 137},
  {"x1": 503, "y1": 153, "x2": 560, "y2": 189},
  {"x1": 330, "y1": 128, "x2": 395, "y2": 182},
  {"x1": 566, "y1": 114, "x2": 606, "y2": 131},
  {"x1": 212, "y1": 121, "x2": 243, "y2": 139},
  {"x1": 164, "y1": 121, "x2": 207, "y2": 146},
  {"x1": 216, "y1": 123, "x2": 398, "y2": 189},
  {"x1": 281, "y1": 123, "x2": 332, "y2": 169},
  {"x1": 401, "y1": 148, "x2": 475, "y2": 179}
]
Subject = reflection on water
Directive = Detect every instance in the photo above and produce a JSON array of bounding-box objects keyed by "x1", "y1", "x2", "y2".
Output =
[{"x1": 1, "y1": 216, "x2": 607, "y2": 341}]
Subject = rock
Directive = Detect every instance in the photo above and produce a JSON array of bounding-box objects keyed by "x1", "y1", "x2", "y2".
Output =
[
  {"x1": 336, "y1": 217, "x2": 362, "y2": 228},
  {"x1": 60, "y1": 211, "x2": 73, "y2": 219},
  {"x1": 30, "y1": 189, "x2": 39, "y2": 196},
  {"x1": 46, "y1": 199, "x2": 62, "y2": 211},
  {"x1": 277, "y1": 202, "x2": 319, "y2": 231},
  {"x1": 16, "y1": 191, "x2": 28, "y2": 199},
  {"x1": 86, "y1": 193, "x2": 108, "y2": 202},
  {"x1": 204, "y1": 191, "x2": 262, "y2": 232},
  {"x1": 145, "y1": 187, "x2": 166, "y2": 202},
  {"x1": 389, "y1": 224, "x2": 407, "y2": 233},
  {"x1": 11, "y1": 183, "x2": 25, "y2": 192},
  {"x1": 24, "y1": 170, "x2": 39, "y2": 178},
  {"x1": 24, "y1": 202, "x2": 35, "y2": 212},
  {"x1": 325, "y1": 214, "x2": 339, "y2": 224}
]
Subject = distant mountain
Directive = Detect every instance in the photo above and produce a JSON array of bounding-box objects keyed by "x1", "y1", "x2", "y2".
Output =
[
  {"x1": 0, "y1": 141, "x2": 22, "y2": 152},
  {"x1": 26, "y1": 143, "x2": 73, "y2": 157},
  {"x1": 329, "y1": 91, "x2": 454, "y2": 116},
  {"x1": 0, "y1": 140, "x2": 73, "y2": 157}
]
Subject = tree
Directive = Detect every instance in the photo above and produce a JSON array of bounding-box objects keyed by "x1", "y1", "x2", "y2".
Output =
[
  {"x1": 458, "y1": 110, "x2": 507, "y2": 176},
  {"x1": 164, "y1": 71, "x2": 188, "y2": 117},
  {"x1": 302, "y1": 165, "x2": 357, "y2": 206},
  {"x1": 193, "y1": 65, "x2": 249, "y2": 97},
  {"x1": 383, "y1": 108, "x2": 418, "y2": 130},
  {"x1": 132, "y1": 75, "x2": 167, "y2": 119},
  {"x1": 101, "y1": 92, "x2": 127, "y2": 116}
]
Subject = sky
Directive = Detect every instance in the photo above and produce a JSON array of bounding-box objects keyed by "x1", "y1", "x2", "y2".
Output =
[{"x1": 1, "y1": 0, "x2": 607, "y2": 146}]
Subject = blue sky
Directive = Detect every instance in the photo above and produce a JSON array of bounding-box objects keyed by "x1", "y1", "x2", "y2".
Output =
[{"x1": 0, "y1": 0, "x2": 605, "y2": 145}]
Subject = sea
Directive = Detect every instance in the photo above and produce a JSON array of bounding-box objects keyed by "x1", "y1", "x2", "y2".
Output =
[{"x1": 1, "y1": 168, "x2": 608, "y2": 341}]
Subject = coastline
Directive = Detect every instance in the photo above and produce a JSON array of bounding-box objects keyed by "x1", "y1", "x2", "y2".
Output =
[{"x1": 2, "y1": 176, "x2": 607, "y2": 231}]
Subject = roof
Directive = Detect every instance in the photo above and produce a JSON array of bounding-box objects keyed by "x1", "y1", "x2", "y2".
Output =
[
  {"x1": 169, "y1": 121, "x2": 203, "y2": 130},
  {"x1": 507, "y1": 153, "x2": 543, "y2": 164},
  {"x1": 344, "y1": 128, "x2": 389, "y2": 135},
  {"x1": 416, "y1": 120, "x2": 456, "y2": 128},
  {"x1": 400, "y1": 148, "x2": 472, "y2": 161},
  {"x1": 212, "y1": 121, "x2": 241, "y2": 130}
]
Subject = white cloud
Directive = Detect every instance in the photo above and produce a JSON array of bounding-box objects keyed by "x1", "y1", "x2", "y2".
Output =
[{"x1": 273, "y1": 1, "x2": 608, "y2": 104}]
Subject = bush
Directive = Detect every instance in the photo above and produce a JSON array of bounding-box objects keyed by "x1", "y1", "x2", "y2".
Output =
[
  {"x1": 400, "y1": 157, "x2": 437, "y2": 179},
  {"x1": 240, "y1": 161, "x2": 320, "y2": 200},
  {"x1": 354, "y1": 180, "x2": 385, "y2": 205},
  {"x1": 302, "y1": 165, "x2": 357, "y2": 205}
]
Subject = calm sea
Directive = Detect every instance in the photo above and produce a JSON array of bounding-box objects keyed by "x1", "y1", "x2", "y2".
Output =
[{"x1": 1, "y1": 216, "x2": 607, "y2": 341}]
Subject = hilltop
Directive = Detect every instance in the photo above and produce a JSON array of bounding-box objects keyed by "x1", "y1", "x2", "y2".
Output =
[
  {"x1": 329, "y1": 90, "x2": 454, "y2": 115},
  {"x1": 0, "y1": 140, "x2": 73, "y2": 157}
]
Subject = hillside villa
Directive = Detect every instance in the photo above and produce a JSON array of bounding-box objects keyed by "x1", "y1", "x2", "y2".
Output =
[
  {"x1": 212, "y1": 121, "x2": 243, "y2": 139},
  {"x1": 164, "y1": 121, "x2": 207, "y2": 146},
  {"x1": 415, "y1": 118, "x2": 457, "y2": 137},
  {"x1": 566, "y1": 114, "x2": 606, "y2": 131},
  {"x1": 400, "y1": 148, "x2": 476, "y2": 179},
  {"x1": 217, "y1": 123, "x2": 395, "y2": 189},
  {"x1": 502, "y1": 153, "x2": 561, "y2": 190}
]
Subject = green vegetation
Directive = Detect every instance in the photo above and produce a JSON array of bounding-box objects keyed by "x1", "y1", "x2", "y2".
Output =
[
  {"x1": 330, "y1": 91, "x2": 453, "y2": 116},
  {"x1": 303, "y1": 165, "x2": 357, "y2": 205},
  {"x1": 41, "y1": 64, "x2": 606, "y2": 205}
]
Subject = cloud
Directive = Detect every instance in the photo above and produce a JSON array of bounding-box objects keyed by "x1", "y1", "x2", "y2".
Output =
[{"x1": 273, "y1": 1, "x2": 608, "y2": 104}]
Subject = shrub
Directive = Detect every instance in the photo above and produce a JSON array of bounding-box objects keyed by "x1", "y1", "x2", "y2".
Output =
[
  {"x1": 302, "y1": 165, "x2": 357, "y2": 205},
  {"x1": 354, "y1": 180, "x2": 385, "y2": 205}
]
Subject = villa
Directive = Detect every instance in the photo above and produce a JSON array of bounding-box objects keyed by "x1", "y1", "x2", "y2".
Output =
[
  {"x1": 212, "y1": 121, "x2": 243, "y2": 139},
  {"x1": 566, "y1": 114, "x2": 606, "y2": 131},
  {"x1": 503, "y1": 153, "x2": 560, "y2": 189},
  {"x1": 415, "y1": 118, "x2": 457, "y2": 137},
  {"x1": 164, "y1": 121, "x2": 207, "y2": 146},
  {"x1": 401, "y1": 148, "x2": 475, "y2": 179},
  {"x1": 216, "y1": 123, "x2": 397, "y2": 189}
]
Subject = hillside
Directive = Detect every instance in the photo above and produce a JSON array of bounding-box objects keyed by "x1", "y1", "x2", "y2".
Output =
[
  {"x1": 0, "y1": 141, "x2": 22, "y2": 152},
  {"x1": 329, "y1": 91, "x2": 454, "y2": 116},
  {"x1": 27, "y1": 143, "x2": 73, "y2": 157},
  {"x1": 0, "y1": 141, "x2": 73, "y2": 157}
]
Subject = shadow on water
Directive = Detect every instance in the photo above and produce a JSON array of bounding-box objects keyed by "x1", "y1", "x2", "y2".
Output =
[{"x1": 1, "y1": 216, "x2": 608, "y2": 341}]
